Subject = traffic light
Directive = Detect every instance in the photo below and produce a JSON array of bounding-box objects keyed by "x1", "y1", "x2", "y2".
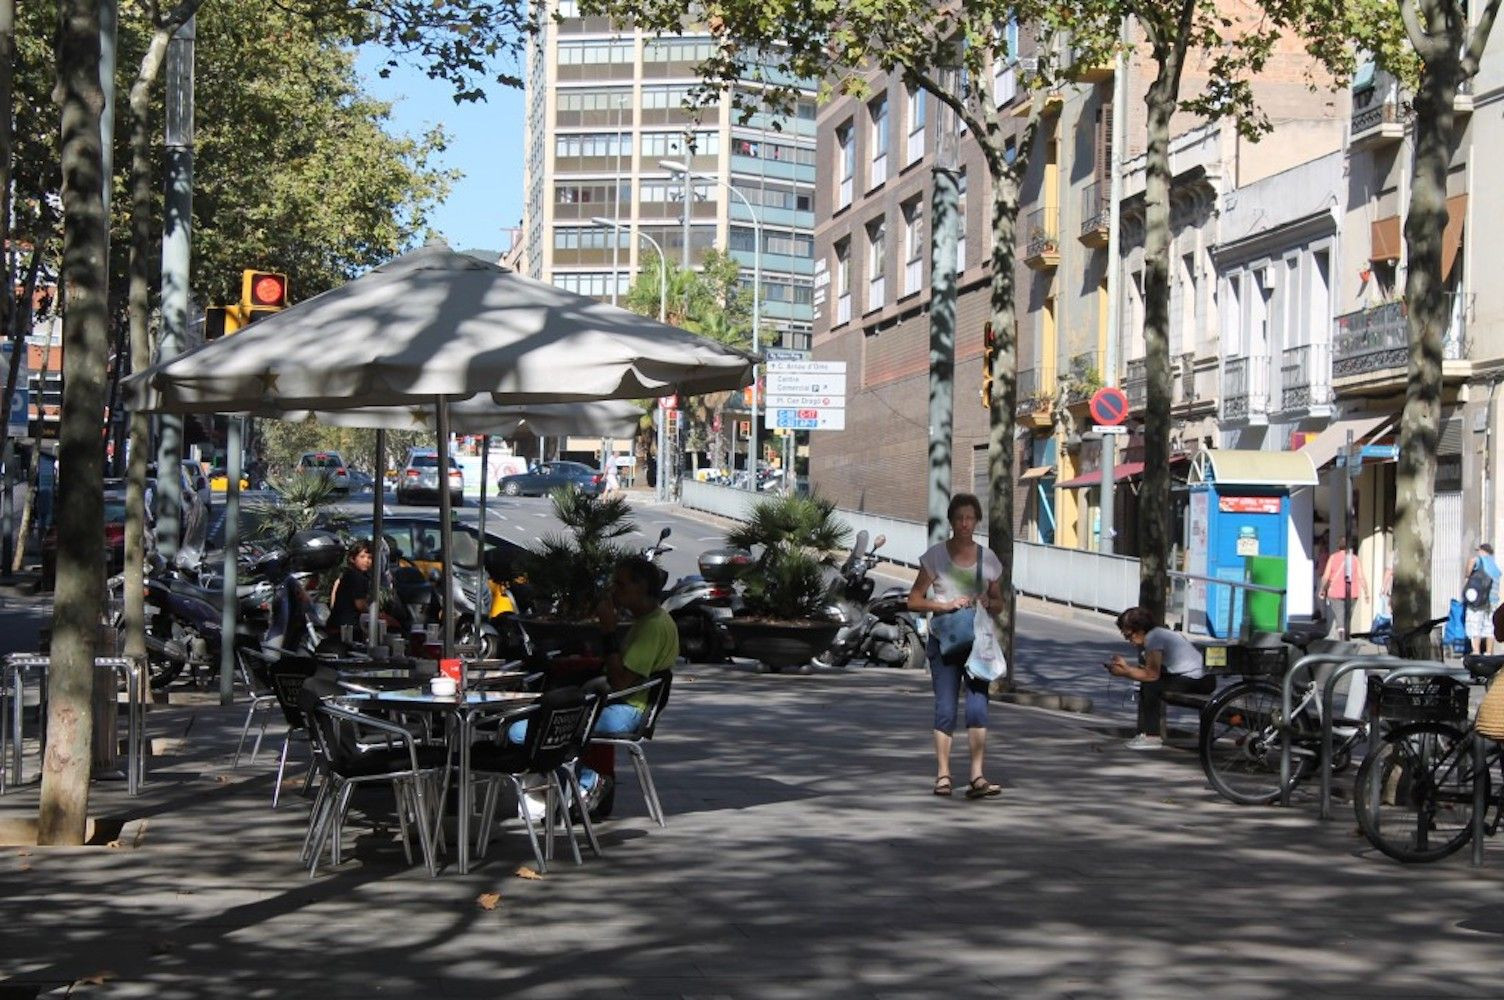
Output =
[
  {"x1": 239, "y1": 269, "x2": 289, "y2": 327},
  {"x1": 980, "y1": 322, "x2": 995, "y2": 409},
  {"x1": 737, "y1": 420, "x2": 751, "y2": 436},
  {"x1": 205, "y1": 306, "x2": 236, "y2": 340}
]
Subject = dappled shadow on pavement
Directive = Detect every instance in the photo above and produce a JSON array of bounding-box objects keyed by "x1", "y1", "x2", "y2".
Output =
[{"x1": 3, "y1": 664, "x2": 1503, "y2": 998}]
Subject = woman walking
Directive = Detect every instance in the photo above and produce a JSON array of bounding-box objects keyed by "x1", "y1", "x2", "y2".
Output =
[{"x1": 907, "y1": 493, "x2": 1004, "y2": 799}]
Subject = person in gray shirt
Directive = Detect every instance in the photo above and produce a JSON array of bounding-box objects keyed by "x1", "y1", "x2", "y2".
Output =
[{"x1": 1106, "y1": 606, "x2": 1214, "y2": 751}]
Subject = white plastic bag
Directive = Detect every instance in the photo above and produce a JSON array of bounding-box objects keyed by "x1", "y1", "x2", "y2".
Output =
[{"x1": 965, "y1": 604, "x2": 1008, "y2": 682}]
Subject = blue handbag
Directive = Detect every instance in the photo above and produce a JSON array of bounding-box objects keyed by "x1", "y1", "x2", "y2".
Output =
[{"x1": 931, "y1": 545, "x2": 983, "y2": 665}]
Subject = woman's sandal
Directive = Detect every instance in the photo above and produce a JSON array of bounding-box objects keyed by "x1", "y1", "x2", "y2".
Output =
[
  {"x1": 966, "y1": 776, "x2": 1002, "y2": 799},
  {"x1": 933, "y1": 775, "x2": 953, "y2": 797}
]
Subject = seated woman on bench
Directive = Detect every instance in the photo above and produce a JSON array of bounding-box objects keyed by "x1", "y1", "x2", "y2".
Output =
[{"x1": 1106, "y1": 606, "x2": 1213, "y2": 751}]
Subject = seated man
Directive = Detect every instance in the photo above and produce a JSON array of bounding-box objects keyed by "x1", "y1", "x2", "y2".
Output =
[
  {"x1": 1105, "y1": 605, "x2": 1214, "y2": 751},
  {"x1": 509, "y1": 555, "x2": 677, "y2": 814}
]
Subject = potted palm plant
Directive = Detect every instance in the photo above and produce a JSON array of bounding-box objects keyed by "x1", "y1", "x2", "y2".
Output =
[
  {"x1": 516, "y1": 486, "x2": 636, "y2": 651},
  {"x1": 723, "y1": 493, "x2": 849, "y2": 671}
]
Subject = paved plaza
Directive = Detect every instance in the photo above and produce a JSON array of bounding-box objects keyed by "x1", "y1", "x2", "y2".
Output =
[{"x1": 3, "y1": 643, "x2": 1504, "y2": 998}]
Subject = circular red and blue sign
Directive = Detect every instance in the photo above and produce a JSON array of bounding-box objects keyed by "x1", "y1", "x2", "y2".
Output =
[{"x1": 1088, "y1": 387, "x2": 1130, "y2": 426}]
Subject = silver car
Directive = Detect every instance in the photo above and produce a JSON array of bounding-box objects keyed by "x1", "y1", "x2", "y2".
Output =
[{"x1": 396, "y1": 448, "x2": 464, "y2": 506}]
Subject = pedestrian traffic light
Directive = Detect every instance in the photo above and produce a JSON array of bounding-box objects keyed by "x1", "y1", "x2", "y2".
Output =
[
  {"x1": 980, "y1": 322, "x2": 995, "y2": 409},
  {"x1": 738, "y1": 420, "x2": 750, "y2": 436},
  {"x1": 239, "y1": 269, "x2": 289, "y2": 326}
]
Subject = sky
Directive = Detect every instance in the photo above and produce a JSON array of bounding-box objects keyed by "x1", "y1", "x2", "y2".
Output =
[{"x1": 357, "y1": 52, "x2": 528, "y2": 256}]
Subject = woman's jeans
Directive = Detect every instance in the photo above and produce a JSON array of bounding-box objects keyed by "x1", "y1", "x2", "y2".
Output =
[
  {"x1": 928, "y1": 638, "x2": 989, "y2": 732},
  {"x1": 1137, "y1": 672, "x2": 1216, "y2": 735}
]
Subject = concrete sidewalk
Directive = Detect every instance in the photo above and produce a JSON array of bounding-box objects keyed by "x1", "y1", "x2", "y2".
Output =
[{"x1": 2, "y1": 661, "x2": 1502, "y2": 999}]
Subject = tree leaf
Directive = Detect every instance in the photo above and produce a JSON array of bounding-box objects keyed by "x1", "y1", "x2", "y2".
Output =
[
  {"x1": 513, "y1": 865, "x2": 544, "y2": 880},
  {"x1": 476, "y1": 891, "x2": 502, "y2": 910}
]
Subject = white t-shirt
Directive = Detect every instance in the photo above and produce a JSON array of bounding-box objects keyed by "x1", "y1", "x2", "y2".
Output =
[{"x1": 919, "y1": 542, "x2": 1003, "y2": 605}]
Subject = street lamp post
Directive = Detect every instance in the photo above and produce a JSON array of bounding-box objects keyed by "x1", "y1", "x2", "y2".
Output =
[
  {"x1": 592, "y1": 216, "x2": 669, "y2": 500},
  {"x1": 659, "y1": 160, "x2": 761, "y2": 485}
]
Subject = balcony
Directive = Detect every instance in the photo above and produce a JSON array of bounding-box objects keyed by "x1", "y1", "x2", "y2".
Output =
[
  {"x1": 1220, "y1": 355, "x2": 1270, "y2": 424},
  {"x1": 1278, "y1": 342, "x2": 1333, "y2": 416},
  {"x1": 1333, "y1": 299, "x2": 1467, "y2": 386},
  {"x1": 1079, "y1": 181, "x2": 1109, "y2": 249},
  {"x1": 1022, "y1": 206, "x2": 1060, "y2": 270},
  {"x1": 1062, "y1": 351, "x2": 1101, "y2": 407},
  {"x1": 1066, "y1": 45, "x2": 1114, "y2": 84},
  {"x1": 1016, "y1": 365, "x2": 1057, "y2": 428},
  {"x1": 1351, "y1": 77, "x2": 1404, "y2": 150}
]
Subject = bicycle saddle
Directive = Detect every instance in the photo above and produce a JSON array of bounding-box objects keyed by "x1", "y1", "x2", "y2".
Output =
[{"x1": 1462, "y1": 654, "x2": 1504, "y2": 680}]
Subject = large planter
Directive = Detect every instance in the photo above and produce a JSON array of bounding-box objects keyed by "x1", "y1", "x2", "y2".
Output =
[
  {"x1": 724, "y1": 618, "x2": 841, "y2": 672},
  {"x1": 516, "y1": 616, "x2": 631, "y2": 654}
]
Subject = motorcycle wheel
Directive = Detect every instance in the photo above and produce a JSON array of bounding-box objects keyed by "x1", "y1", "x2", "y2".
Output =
[
  {"x1": 455, "y1": 620, "x2": 501, "y2": 660},
  {"x1": 893, "y1": 618, "x2": 926, "y2": 670},
  {"x1": 673, "y1": 609, "x2": 727, "y2": 664}
]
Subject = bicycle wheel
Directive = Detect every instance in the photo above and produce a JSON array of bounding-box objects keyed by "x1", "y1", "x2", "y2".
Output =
[
  {"x1": 1200, "y1": 680, "x2": 1313, "y2": 805},
  {"x1": 1353, "y1": 721, "x2": 1480, "y2": 864}
]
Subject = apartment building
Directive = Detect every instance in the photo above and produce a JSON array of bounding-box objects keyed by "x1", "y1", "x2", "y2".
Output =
[{"x1": 520, "y1": 1, "x2": 818, "y2": 352}]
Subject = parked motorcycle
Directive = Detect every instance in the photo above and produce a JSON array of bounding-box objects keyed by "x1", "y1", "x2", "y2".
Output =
[
  {"x1": 643, "y1": 527, "x2": 750, "y2": 663},
  {"x1": 814, "y1": 532, "x2": 927, "y2": 670}
]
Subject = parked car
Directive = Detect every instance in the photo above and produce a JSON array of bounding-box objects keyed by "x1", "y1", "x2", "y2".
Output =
[
  {"x1": 396, "y1": 448, "x2": 463, "y2": 506},
  {"x1": 297, "y1": 451, "x2": 352, "y2": 495},
  {"x1": 42, "y1": 485, "x2": 127, "y2": 588},
  {"x1": 496, "y1": 460, "x2": 604, "y2": 497},
  {"x1": 344, "y1": 469, "x2": 375, "y2": 494}
]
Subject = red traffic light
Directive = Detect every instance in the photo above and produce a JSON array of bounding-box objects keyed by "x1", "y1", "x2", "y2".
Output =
[{"x1": 241, "y1": 269, "x2": 288, "y2": 309}]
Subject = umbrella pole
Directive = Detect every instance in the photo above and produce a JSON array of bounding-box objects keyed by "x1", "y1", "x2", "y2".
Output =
[
  {"x1": 475, "y1": 434, "x2": 490, "y2": 653},
  {"x1": 369, "y1": 429, "x2": 385, "y2": 646},
  {"x1": 218, "y1": 418, "x2": 243, "y2": 706},
  {"x1": 435, "y1": 398, "x2": 458, "y2": 677}
]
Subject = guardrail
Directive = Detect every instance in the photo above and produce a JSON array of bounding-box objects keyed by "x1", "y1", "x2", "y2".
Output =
[{"x1": 680, "y1": 481, "x2": 1143, "y2": 612}]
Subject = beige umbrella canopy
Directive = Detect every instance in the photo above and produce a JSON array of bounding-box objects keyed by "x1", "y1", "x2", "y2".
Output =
[
  {"x1": 124, "y1": 243, "x2": 754, "y2": 414},
  {"x1": 273, "y1": 398, "x2": 647, "y2": 439}
]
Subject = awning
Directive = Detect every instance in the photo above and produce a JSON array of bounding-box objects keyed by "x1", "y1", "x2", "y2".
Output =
[
  {"x1": 1187, "y1": 450, "x2": 1318, "y2": 487},
  {"x1": 1443, "y1": 194, "x2": 1468, "y2": 281},
  {"x1": 1056, "y1": 461, "x2": 1146, "y2": 490},
  {"x1": 1298, "y1": 412, "x2": 1398, "y2": 470},
  {"x1": 1019, "y1": 465, "x2": 1054, "y2": 480},
  {"x1": 1370, "y1": 216, "x2": 1401, "y2": 262}
]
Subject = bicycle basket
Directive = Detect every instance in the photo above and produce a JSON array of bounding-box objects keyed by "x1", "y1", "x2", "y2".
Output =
[{"x1": 1368, "y1": 675, "x2": 1470, "y2": 724}]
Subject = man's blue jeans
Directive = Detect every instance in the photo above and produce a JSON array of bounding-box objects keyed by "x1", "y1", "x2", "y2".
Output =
[{"x1": 507, "y1": 702, "x2": 645, "y2": 792}]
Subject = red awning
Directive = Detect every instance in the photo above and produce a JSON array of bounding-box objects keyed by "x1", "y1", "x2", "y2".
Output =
[{"x1": 1055, "y1": 461, "x2": 1146, "y2": 490}]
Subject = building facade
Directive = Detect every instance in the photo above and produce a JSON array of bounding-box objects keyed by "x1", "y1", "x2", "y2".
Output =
[{"x1": 521, "y1": 1, "x2": 818, "y2": 352}]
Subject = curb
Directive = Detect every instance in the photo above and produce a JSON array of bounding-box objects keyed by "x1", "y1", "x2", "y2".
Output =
[{"x1": 992, "y1": 686, "x2": 1095, "y2": 714}]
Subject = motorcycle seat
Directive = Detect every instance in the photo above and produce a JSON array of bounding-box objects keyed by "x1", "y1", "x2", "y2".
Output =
[{"x1": 1463, "y1": 654, "x2": 1504, "y2": 680}]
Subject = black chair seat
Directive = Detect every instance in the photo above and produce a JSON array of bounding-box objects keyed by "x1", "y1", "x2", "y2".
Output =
[
  {"x1": 468, "y1": 744, "x2": 530, "y2": 773},
  {"x1": 335, "y1": 744, "x2": 451, "y2": 779}
]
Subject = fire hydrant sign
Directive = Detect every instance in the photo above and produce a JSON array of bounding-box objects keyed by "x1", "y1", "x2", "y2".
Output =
[{"x1": 766, "y1": 359, "x2": 845, "y2": 431}]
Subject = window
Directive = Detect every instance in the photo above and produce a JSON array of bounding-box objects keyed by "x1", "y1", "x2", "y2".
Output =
[
  {"x1": 905, "y1": 86, "x2": 925, "y2": 164},
  {"x1": 730, "y1": 136, "x2": 818, "y2": 166},
  {"x1": 1221, "y1": 273, "x2": 1243, "y2": 356},
  {"x1": 869, "y1": 96, "x2": 889, "y2": 188},
  {"x1": 552, "y1": 227, "x2": 628, "y2": 251},
  {"x1": 554, "y1": 133, "x2": 632, "y2": 159},
  {"x1": 553, "y1": 271, "x2": 631, "y2": 298},
  {"x1": 731, "y1": 181, "x2": 814, "y2": 214},
  {"x1": 1179, "y1": 252, "x2": 1197, "y2": 355},
  {"x1": 554, "y1": 182, "x2": 631, "y2": 205},
  {"x1": 866, "y1": 217, "x2": 886, "y2": 311},
  {"x1": 902, "y1": 198, "x2": 923, "y2": 296},
  {"x1": 1310, "y1": 249, "x2": 1331, "y2": 340},
  {"x1": 640, "y1": 130, "x2": 720, "y2": 157},
  {"x1": 642, "y1": 38, "x2": 715, "y2": 63},
  {"x1": 834, "y1": 239, "x2": 852, "y2": 324},
  {"x1": 557, "y1": 40, "x2": 633, "y2": 65},
  {"x1": 836, "y1": 121, "x2": 854, "y2": 209},
  {"x1": 729, "y1": 226, "x2": 814, "y2": 258},
  {"x1": 956, "y1": 169, "x2": 968, "y2": 272}
]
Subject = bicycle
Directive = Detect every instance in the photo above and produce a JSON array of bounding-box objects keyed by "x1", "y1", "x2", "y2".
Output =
[
  {"x1": 1352, "y1": 653, "x2": 1504, "y2": 863},
  {"x1": 1198, "y1": 617, "x2": 1448, "y2": 806}
]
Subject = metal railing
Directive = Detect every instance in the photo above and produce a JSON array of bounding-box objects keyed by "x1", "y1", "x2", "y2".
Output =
[
  {"x1": 1063, "y1": 350, "x2": 1102, "y2": 405},
  {"x1": 1220, "y1": 354, "x2": 1269, "y2": 421},
  {"x1": 1167, "y1": 571, "x2": 1286, "y2": 642},
  {"x1": 1279, "y1": 342, "x2": 1333, "y2": 411},
  {"x1": 1334, "y1": 299, "x2": 1467, "y2": 378},
  {"x1": 1080, "y1": 181, "x2": 1110, "y2": 241},
  {"x1": 1023, "y1": 205, "x2": 1060, "y2": 261}
]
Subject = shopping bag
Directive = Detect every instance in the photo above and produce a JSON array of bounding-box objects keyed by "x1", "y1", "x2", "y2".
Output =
[{"x1": 965, "y1": 605, "x2": 1008, "y2": 682}]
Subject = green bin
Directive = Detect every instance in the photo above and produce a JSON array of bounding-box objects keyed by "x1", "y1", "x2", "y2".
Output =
[{"x1": 1245, "y1": 555, "x2": 1287, "y2": 633}]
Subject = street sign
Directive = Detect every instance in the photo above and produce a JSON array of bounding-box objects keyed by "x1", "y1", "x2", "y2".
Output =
[
  {"x1": 1091, "y1": 425, "x2": 1129, "y2": 435},
  {"x1": 765, "y1": 360, "x2": 846, "y2": 375},
  {"x1": 765, "y1": 374, "x2": 845, "y2": 396},
  {"x1": 771, "y1": 408, "x2": 845, "y2": 431},
  {"x1": 1088, "y1": 386, "x2": 1130, "y2": 426},
  {"x1": 763, "y1": 348, "x2": 811, "y2": 362},
  {"x1": 765, "y1": 394, "x2": 843, "y2": 409},
  {"x1": 1, "y1": 343, "x2": 27, "y2": 439}
]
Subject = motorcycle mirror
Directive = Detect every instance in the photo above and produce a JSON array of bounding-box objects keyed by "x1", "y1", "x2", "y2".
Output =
[
  {"x1": 873, "y1": 534, "x2": 886, "y2": 550},
  {"x1": 658, "y1": 526, "x2": 672, "y2": 541}
]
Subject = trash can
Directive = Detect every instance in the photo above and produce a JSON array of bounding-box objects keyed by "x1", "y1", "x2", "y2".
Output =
[{"x1": 1245, "y1": 555, "x2": 1288, "y2": 634}]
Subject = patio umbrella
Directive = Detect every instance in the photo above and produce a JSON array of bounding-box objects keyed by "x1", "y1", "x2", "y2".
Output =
[
  {"x1": 124, "y1": 243, "x2": 754, "y2": 414},
  {"x1": 126, "y1": 243, "x2": 752, "y2": 664}
]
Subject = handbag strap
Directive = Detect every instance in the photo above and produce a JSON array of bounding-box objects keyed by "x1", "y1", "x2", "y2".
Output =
[{"x1": 974, "y1": 544, "x2": 983, "y2": 596}]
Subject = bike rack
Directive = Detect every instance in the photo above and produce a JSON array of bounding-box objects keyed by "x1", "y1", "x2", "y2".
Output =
[
  {"x1": 1319, "y1": 657, "x2": 1466, "y2": 821},
  {"x1": 1278, "y1": 653, "x2": 1363, "y2": 808}
]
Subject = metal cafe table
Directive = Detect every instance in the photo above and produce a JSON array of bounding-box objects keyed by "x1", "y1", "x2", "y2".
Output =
[{"x1": 333, "y1": 687, "x2": 540, "y2": 874}]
